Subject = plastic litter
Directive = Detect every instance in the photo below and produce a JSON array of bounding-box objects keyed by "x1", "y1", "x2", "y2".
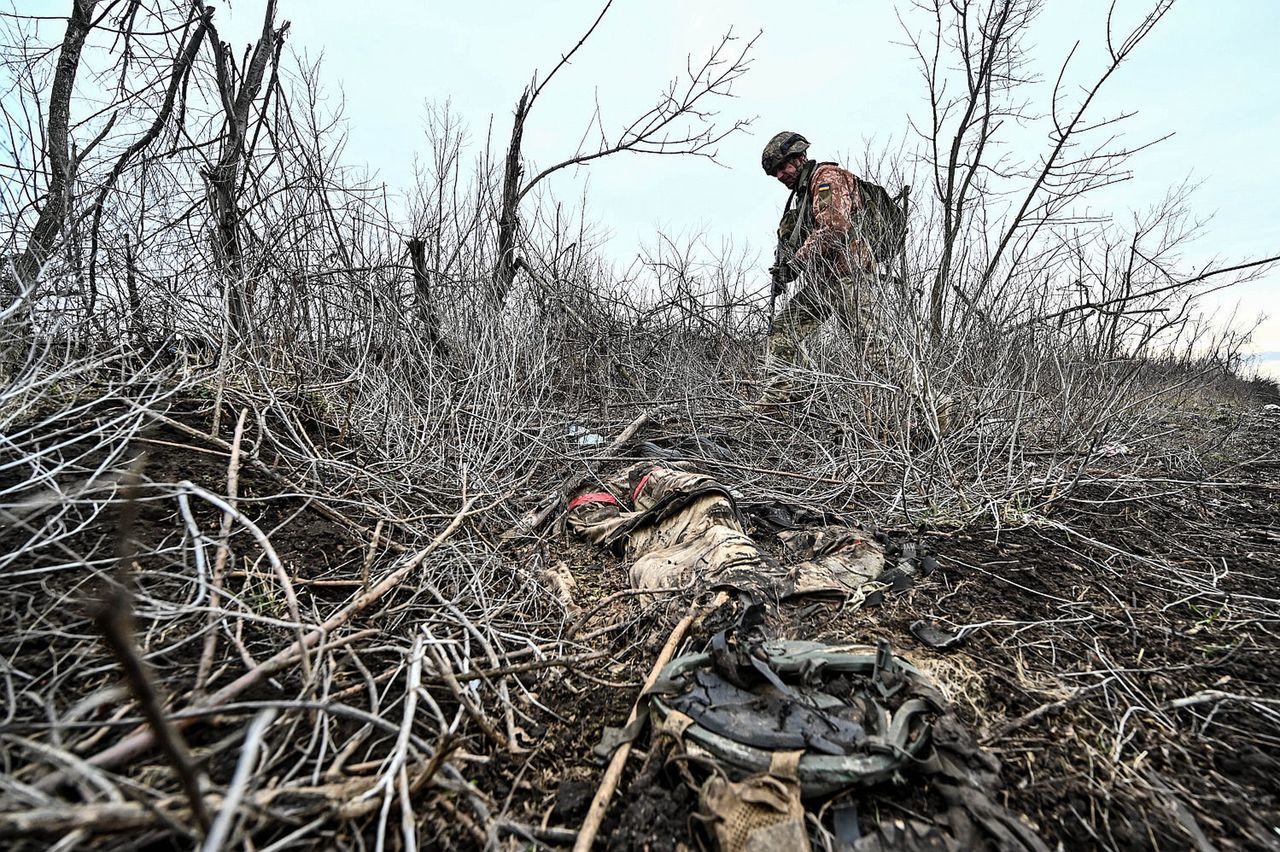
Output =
[{"x1": 566, "y1": 424, "x2": 606, "y2": 446}]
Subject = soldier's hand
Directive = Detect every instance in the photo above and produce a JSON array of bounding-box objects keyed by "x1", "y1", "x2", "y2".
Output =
[{"x1": 769, "y1": 261, "x2": 796, "y2": 291}]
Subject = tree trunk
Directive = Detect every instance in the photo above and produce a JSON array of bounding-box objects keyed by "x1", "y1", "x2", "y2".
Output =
[
  {"x1": 492, "y1": 87, "x2": 530, "y2": 309},
  {"x1": 3, "y1": 0, "x2": 100, "y2": 373},
  {"x1": 407, "y1": 237, "x2": 446, "y2": 356},
  {"x1": 206, "y1": 0, "x2": 286, "y2": 340}
]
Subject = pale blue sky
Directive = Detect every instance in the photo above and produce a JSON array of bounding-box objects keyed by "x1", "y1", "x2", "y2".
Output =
[
  {"x1": 217, "y1": 0, "x2": 1278, "y2": 352},
  {"x1": 15, "y1": 0, "x2": 1280, "y2": 367}
]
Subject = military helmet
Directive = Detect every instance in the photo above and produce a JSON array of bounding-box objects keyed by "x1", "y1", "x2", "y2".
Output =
[{"x1": 761, "y1": 131, "x2": 810, "y2": 174}]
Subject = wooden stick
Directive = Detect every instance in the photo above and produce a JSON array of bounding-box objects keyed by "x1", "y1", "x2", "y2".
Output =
[
  {"x1": 573, "y1": 591, "x2": 727, "y2": 852},
  {"x1": 424, "y1": 641, "x2": 507, "y2": 752},
  {"x1": 95, "y1": 582, "x2": 210, "y2": 834},
  {"x1": 94, "y1": 461, "x2": 211, "y2": 833},
  {"x1": 194, "y1": 408, "x2": 248, "y2": 697},
  {"x1": 1, "y1": 777, "x2": 375, "y2": 838}
]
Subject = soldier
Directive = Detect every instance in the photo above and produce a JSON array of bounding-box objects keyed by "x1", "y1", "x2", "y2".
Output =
[{"x1": 755, "y1": 131, "x2": 889, "y2": 406}]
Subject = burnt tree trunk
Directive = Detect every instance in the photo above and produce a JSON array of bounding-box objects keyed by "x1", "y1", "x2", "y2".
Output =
[
  {"x1": 407, "y1": 237, "x2": 447, "y2": 357},
  {"x1": 492, "y1": 87, "x2": 530, "y2": 309}
]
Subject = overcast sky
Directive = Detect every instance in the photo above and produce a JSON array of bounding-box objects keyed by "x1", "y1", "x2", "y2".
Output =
[{"x1": 25, "y1": 0, "x2": 1280, "y2": 371}]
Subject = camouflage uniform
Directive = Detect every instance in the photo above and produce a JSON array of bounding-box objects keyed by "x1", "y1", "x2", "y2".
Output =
[{"x1": 765, "y1": 160, "x2": 887, "y2": 401}]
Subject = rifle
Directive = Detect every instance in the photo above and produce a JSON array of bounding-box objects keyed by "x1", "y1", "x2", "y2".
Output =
[{"x1": 768, "y1": 245, "x2": 796, "y2": 334}]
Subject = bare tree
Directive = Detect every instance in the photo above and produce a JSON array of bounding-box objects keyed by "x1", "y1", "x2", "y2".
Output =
[
  {"x1": 86, "y1": 3, "x2": 213, "y2": 323},
  {"x1": 491, "y1": 2, "x2": 757, "y2": 308},
  {"x1": 204, "y1": 0, "x2": 290, "y2": 338},
  {"x1": 2, "y1": 0, "x2": 101, "y2": 369},
  {"x1": 905, "y1": 0, "x2": 1037, "y2": 338},
  {"x1": 905, "y1": 0, "x2": 1175, "y2": 338},
  {"x1": 979, "y1": 2, "x2": 1174, "y2": 291}
]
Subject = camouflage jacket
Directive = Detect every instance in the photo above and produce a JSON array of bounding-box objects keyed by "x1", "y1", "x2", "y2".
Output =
[{"x1": 778, "y1": 161, "x2": 874, "y2": 279}]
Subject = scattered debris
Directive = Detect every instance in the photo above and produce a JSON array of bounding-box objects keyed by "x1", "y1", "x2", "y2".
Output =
[
  {"x1": 909, "y1": 619, "x2": 967, "y2": 651},
  {"x1": 567, "y1": 424, "x2": 606, "y2": 446},
  {"x1": 567, "y1": 462, "x2": 911, "y2": 606}
]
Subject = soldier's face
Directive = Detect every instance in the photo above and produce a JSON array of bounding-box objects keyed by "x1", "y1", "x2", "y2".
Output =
[{"x1": 773, "y1": 157, "x2": 802, "y2": 189}]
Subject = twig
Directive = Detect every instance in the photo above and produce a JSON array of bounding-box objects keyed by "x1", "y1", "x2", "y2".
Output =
[
  {"x1": 200, "y1": 708, "x2": 276, "y2": 852},
  {"x1": 566, "y1": 585, "x2": 690, "y2": 639},
  {"x1": 439, "y1": 651, "x2": 609, "y2": 685},
  {"x1": 423, "y1": 639, "x2": 507, "y2": 751},
  {"x1": 195, "y1": 408, "x2": 248, "y2": 697},
  {"x1": 499, "y1": 820, "x2": 579, "y2": 846},
  {"x1": 43, "y1": 495, "x2": 478, "y2": 784},
  {"x1": 95, "y1": 585, "x2": 209, "y2": 836},
  {"x1": 573, "y1": 590, "x2": 728, "y2": 852},
  {"x1": 982, "y1": 681, "x2": 1109, "y2": 743},
  {"x1": 366, "y1": 637, "x2": 424, "y2": 852},
  {"x1": 434, "y1": 794, "x2": 487, "y2": 848},
  {"x1": 176, "y1": 480, "x2": 311, "y2": 686},
  {"x1": 94, "y1": 464, "x2": 211, "y2": 833}
]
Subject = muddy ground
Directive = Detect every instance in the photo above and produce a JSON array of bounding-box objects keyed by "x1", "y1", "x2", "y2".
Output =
[
  {"x1": 491, "y1": 383, "x2": 1280, "y2": 851},
  {"x1": 2, "y1": 378, "x2": 1278, "y2": 850}
]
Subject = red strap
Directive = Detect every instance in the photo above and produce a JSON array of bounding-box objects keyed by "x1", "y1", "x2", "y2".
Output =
[
  {"x1": 567, "y1": 491, "x2": 619, "y2": 511},
  {"x1": 632, "y1": 470, "x2": 659, "y2": 502}
]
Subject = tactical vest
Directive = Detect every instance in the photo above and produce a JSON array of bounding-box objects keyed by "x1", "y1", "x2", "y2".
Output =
[
  {"x1": 776, "y1": 160, "x2": 827, "y2": 263},
  {"x1": 776, "y1": 162, "x2": 908, "y2": 268}
]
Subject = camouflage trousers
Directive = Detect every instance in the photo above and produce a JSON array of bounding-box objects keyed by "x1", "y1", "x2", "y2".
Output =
[{"x1": 764, "y1": 272, "x2": 891, "y2": 400}]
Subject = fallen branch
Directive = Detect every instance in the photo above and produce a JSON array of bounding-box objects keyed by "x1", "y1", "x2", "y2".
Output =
[
  {"x1": 982, "y1": 681, "x2": 1110, "y2": 744},
  {"x1": 194, "y1": 408, "x2": 249, "y2": 697},
  {"x1": 573, "y1": 590, "x2": 729, "y2": 852},
  {"x1": 40, "y1": 495, "x2": 478, "y2": 787},
  {"x1": 199, "y1": 708, "x2": 275, "y2": 851},
  {"x1": 1, "y1": 777, "x2": 374, "y2": 839},
  {"x1": 424, "y1": 638, "x2": 508, "y2": 751},
  {"x1": 94, "y1": 463, "x2": 210, "y2": 833}
]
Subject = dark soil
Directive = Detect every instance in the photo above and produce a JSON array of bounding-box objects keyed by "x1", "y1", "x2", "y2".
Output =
[
  {"x1": 4, "y1": 380, "x2": 1278, "y2": 851},
  {"x1": 491, "y1": 383, "x2": 1280, "y2": 851}
]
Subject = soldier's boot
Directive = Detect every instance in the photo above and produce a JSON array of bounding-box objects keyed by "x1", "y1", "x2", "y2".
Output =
[{"x1": 740, "y1": 373, "x2": 798, "y2": 415}]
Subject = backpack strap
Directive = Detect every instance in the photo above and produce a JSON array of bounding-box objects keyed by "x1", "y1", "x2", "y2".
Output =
[{"x1": 768, "y1": 748, "x2": 804, "y2": 779}]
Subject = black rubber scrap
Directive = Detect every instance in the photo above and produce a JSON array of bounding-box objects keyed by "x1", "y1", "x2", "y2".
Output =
[{"x1": 910, "y1": 619, "x2": 965, "y2": 650}]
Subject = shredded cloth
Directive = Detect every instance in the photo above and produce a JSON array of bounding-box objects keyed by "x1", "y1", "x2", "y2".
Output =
[
  {"x1": 566, "y1": 462, "x2": 887, "y2": 601},
  {"x1": 700, "y1": 750, "x2": 810, "y2": 852}
]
